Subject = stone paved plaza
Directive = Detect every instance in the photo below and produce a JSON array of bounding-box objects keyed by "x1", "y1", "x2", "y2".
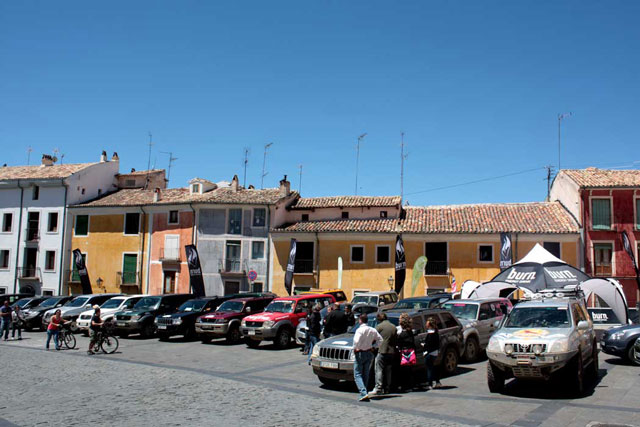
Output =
[{"x1": 0, "y1": 332, "x2": 638, "y2": 426}]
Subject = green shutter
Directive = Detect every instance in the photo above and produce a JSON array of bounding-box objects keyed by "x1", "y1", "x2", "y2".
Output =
[
  {"x1": 72, "y1": 254, "x2": 86, "y2": 281},
  {"x1": 636, "y1": 199, "x2": 640, "y2": 229},
  {"x1": 591, "y1": 199, "x2": 611, "y2": 230},
  {"x1": 122, "y1": 254, "x2": 138, "y2": 284}
]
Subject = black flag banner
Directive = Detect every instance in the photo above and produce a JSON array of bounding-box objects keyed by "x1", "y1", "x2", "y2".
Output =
[
  {"x1": 284, "y1": 239, "x2": 297, "y2": 296},
  {"x1": 185, "y1": 245, "x2": 206, "y2": 297},
  {"x1": 72, "y1": 249, "x2": 92, "y2": 294},
  {"x1": 395, "y1": 235, "x2": 406, "y2": 294},
  {"x1": 500, "y1": 233, "x2": 513, "y2": 270},
  {"x1": 621, "y1": 231, "x2": 640, "y2": 292}
]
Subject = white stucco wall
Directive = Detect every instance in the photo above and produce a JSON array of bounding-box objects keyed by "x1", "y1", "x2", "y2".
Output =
[{"x1": 549, "y1": 173, "x2": 582, "y2": 225}]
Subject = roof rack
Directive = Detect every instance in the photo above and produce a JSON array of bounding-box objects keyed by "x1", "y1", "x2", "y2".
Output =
[{"x1": 526, "y1": 287, "x2": 585, "y2": 301}]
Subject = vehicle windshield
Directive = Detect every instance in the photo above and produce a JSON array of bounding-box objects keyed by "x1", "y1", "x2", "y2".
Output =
[
  {"x1": 179, "y1": 300, "x2": 207, "y2": 312},
  {"x1": 40, "y1": 298, "x2": 62, "y2": 308},
  {"x1": 216, "y1": 301, "x2": 244, "y2": 312},
  {"x1": 349, "y1": 316, "x2": 399, "y2": 333},
  {"x1": 134, "y1": 297, "x2": 161, "y2": 310},
  {"x1": 395, "y1": 300, "x2": 433, "y2": 310},
  {"x1": 351, "y1": 295, "x2": 378, "y2": 306},
  {"x1": 505, "y1": 306, "x2": 570, "y2": 328},
  {"x1": 14, "y1": 299, "x2": 32, "y2": 308},
  {"x1": 265, "y1": 300, "x2": 295, "y2": 313},
  {"x1": 443, "y1": 302, "x2": 479, "y2": 320},
  {"x1": 67, "y1": 297, "x2": 90, "y2": 308},
  {"x1": 100, "y1": 298, "x2": 125, "y2": 309}
]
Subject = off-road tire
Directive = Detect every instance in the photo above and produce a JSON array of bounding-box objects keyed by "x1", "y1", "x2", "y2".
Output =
[
  {"x1": 441, "y1": 346, "x2": 459, "y2": 376},
  {"x1": 158, "y1": 333, "x2": 169, "y2": 342},
  {"x1": 140, "y1": 323, "x2": 156, "y2": 339},
  {"x1": 275, "y1": 328, "x2": 292, "y2": 349},
  {"x1": 588, "y1": 341, "x2": 599, "y2": 378},
  {"x1": 568, "y1": 353, "x2": 585, "y2": 397},
  {"x1": 226, "y1": 325, "x2": 242, "y2": 344},
  {"x1": 487, "y1": 360, "x2": 505, "y2": 393},
  {"x1": 200, "y1": 335, "x2": 212, "y2": 344},
  {"x1": 318, "y1": 376, "x2": 340, "y2": 387},
  {"x1": 246, "y1": 338, "x2": 261, "y2": 348},
  {"x1": 627, "y1": 343, "x2": 640, "y2": 366},
  {"x1": 119, "y1": 332, "x2": 129, "y2": 339},
  {"x1": 464, "y1": 337, "x2": 480, "y2": 363}
]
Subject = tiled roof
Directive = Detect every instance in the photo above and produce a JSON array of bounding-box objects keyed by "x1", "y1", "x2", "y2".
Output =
[
  {"x1": 274, "y1": 202, "x2": 578, "y2": 234},
  {"x1": 290, "y1": 195, "x2": 401, "y2": 209},
  {"x1": 194, "y1": 188, "x2": 297, "y2": 205},
  {"x1": 561, "y1": 168, "x2": 640, "y2": 188},
  {"x1": 0, "y1": 163, "x2": 97, "y2": 180},
  {"x1": 74, "y1": 188, "x2": 192, "y2": 207},
  {"x1": 117, "y1": 169, "x2": 164, "y2": 177}
]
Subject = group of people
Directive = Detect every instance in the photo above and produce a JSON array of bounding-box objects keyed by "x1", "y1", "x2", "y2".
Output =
[
  {"x1": 303, "y1": 303, "x2": 355, "y2": 363},
  {"x1": 0, "y1": 300, "x2": 25, "y2": 341},
  {"x1": 353, "y1": 312, "x2": 442, "y2": 402}
]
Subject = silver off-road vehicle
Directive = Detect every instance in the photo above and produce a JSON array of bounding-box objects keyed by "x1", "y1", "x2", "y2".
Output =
[{"x1": 486, "y1": 289, "x2": 598, "y2": 396}]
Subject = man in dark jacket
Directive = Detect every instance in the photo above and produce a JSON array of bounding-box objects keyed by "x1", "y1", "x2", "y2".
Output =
[
  {"x1": 307, "y1": 304, "x2": 322, "y2": 365},
  {"x1": 324, "y1": 303, "x2": 348, "y2": 337},
  {"x1": 370, "y1": 312, "x2": 397, "y2": 395},
  {"x1": 344, "y1": 304, "x2": 355, "y2": 329}
]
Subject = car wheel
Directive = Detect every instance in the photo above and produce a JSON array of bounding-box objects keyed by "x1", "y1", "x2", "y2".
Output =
[
  {"x1": 568, "y1": 353, "x2": 585, "y2": 396},
  {"x1": 226, "y1": 325, "x2": 242, "y2": 344},
  {"x1": 158, "y1": 333, "x2": 169, "y2": 342},
  {"x1": 588, "y1": 341, "x2": 599, "y2": 378},
  {"x1": 441, "y1": 346, "x2": 459, "y2": 376},
  {"x1": 246, "y1": 338, "x2": 261, "y2": 348},
  {"x1": 464, "y1": 337, "x2": 480, "y2": 363},
  {"x1": 625, "y1": 342, "x2": 640, "y2": 366},
  {"x1": 83, "y1": 330, "x2": 89, "y2": 337},
  {"x1": 487, "y1": 360, "x2": 505, "y2": 393},
  {"x1": 318, "y1": 376, "x2": 340, "y2": 387},
  {"x1": 200, "y1": 336, "x2": 212, "y2": 344},
  {"x1": 69, "y1": 322, "x2": 79, "y2": 333},
  {"x1": 275, "y1": 328, "x2": 291, "y2": 349},
  {"x1": 119, "y1": 333, "x2": 129, "y2": 339},
  {"x1": 141, "y1": 324, "x2": 155, "y2": 338}
]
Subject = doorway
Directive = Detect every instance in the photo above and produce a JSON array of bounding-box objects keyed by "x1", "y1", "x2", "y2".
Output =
[
  {"x1": 24, "y1": 248, "x2": 38, "y2": 277},
  {"x1": 164, "y1": 270, "x2": 176, "y2": 294},
  {"x1": 224, "y1": 281, "x2": 240, "y2": 295},
  {"x1": 27, "y1": 212, "x2": 39, "y2": 241},
  {"x1": 225, "y1": 241, "x2": 241, "y2": 272}
]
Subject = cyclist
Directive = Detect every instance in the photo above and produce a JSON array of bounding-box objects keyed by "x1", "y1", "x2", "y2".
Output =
[
  {"x1": 87, "y1": 305, "x2": 104, "y2": 355},
  {"x1": 46, "y1": 309, "x2": 71, "y2": 350}
]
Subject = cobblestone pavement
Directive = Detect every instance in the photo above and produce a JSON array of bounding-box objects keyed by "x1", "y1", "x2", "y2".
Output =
[{"x1": 0, "y1": 332, "x2": 639, "y2": 426}]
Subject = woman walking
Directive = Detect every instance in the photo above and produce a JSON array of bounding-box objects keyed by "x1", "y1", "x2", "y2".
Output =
[
  {"x1": 11, "y1": 305, "x2": 24, "y2": 340},
  {"x1": 46, "y1": 309, "x2": 69, "y2": 351},
  {"x1": 421, "y1": 317, "x2": 442, "y2": 389},
  {"x1": 396, "y1": 313, "x2": 416, "y2": 392}
]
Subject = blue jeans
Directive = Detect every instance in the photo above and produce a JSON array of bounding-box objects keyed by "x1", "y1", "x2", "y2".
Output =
[
  {"x1": 46, "y1": 329, "x2": 60, "y2": 350},
  {"x1": 425, "y1": 353, "x2": 440, "y2": 385},
  {"x1": 353, "y1": 351, "x2": 374, "y2": 398},
  {"x1": 307, "y1": 335, "x2": 319, "y2": 364},
  {"x1": 1, "y1": 319, "x2": 10, "y2": 339}
]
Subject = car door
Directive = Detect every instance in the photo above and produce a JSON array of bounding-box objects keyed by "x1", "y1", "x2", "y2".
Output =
[
  {"x1": 572, "y1": 303, "x2": 591, "y2": 360},
  {"x1": 477, "y1": 303, "x2": 497, "y2": 347},
  {"x1": 412, "y1": 315, "x2": 427, "y2": 367}
]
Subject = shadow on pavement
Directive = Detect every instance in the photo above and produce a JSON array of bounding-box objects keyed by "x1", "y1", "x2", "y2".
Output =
[{"x1": 501, "y1": 368, "x2": 607, "y2": 400}]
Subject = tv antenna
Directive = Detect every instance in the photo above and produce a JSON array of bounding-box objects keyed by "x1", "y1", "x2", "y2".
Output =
[
  {"x1": 400, "y1": 132, "x2": 408, "y2": 201},
  {"x1": 243, "y1": 147, "x2": 250, "y2": 188},
  {"x1": 261, "y1": 142, "x2": 273, "y2": 189},
  {"x1": 160, "y1": 151, "x2": 178, "y2": 182},
  {"x1": 544, "y1": 165, "x2": 555, "y2": 200},
  {"x1": 27, "y1": 146, "x2": 33, "y2": 165},
  {"x1": 298, "y1": 164, "x2": 303, "y2": 194},
  {"x1": 558, "y1": 112, "x2": 572, "y2": 171},
  {"x1": 146, "y1": 132, "x2": 154, "y2": 189},
  {"x1": 355, "y1": 133, "x2": 367, "y2": 195}
]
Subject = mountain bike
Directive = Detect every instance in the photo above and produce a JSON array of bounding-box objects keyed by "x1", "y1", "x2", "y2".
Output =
[
  {"x1": 93, "y1": 322, "x2": 119, "y2": 354},
  {"x1": 56, "y1": 324, "x2": 76, "y2": 349}
]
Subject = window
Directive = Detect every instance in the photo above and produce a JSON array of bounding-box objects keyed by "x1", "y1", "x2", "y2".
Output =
[
  {"x1": 253, "y1": 208, "x2": 266, "y2": 227},
  {"x1": 294, "y1": 242, "x2": 314, "y2": 273},
  {"x1": 380, "y1": 211, "x2": 388, "y2": 218},
  {"x1": 592, "y1": 199, "x2": 611, "y2": 230},
  {"x1": 439, "y1": 312, "x2": 459, "y2": 329},
  {"x1": 251, "y1": 282, "x2": 263, "y2": 293},
  {"x1": 228, "y1": 209, "x2": 242, "y2": 234},
  {"x1": 0, "y1": 250, "x2": 9, "y2": 269},
  {"x1": 350, "y1": 245, "x2": 364, "y2": 263},
  {"x1": 543, "y1": 242, "x2": 561, "y2": 258},
  {"x1": 47, "y1": 212, "x2": 58, "y2": 233},
  {"x1": 425, "y1": 242, "x2": 448, "y2": 275},
  {"x1": 478, "y1": 244, "x2": 493, "y2": 263},
  {"x1": 125, "y1": 179, "x2": 136, "y2": 187},
  {"x1": 122, "y1": 254, "x2": 138, "y2": 284},
  {"x1": 42, "y1": 289, "x2": 54, "y2": 296},
  {"x1": 44, "y1": 251, "x2": 56, "y2": 271},
  {"x1": 32, "y1": 185, "x2": 39, "y2": 200},
  {"x1": 251, "y1": 241, "x2": 265, "y2": 259},
  {"x1": 636, "y1": 199, "x2": 640, "y2": 229},
  {"x1": 191, "y1": 183, "x2": 201, "y2": 194},
  {"x1": 75, "y1": 215, "x2": 89, "y2": 236},
  {"x1": 301, "y1": 214, "x2": 309, "y2": 222},
  {"x1": 341, "y1": 211, "x2": 349, "y2": 219},
  {"x1": 376, "y1": 245, "x2": 390, "y2": 264},
  {"x1": 0, "y1": 288, "x2": 6, "y2": 294},
  {"x1": 479, "y1": 303, "x2": 495, "y2": 320},
  {"x1": 2, "y1": 213, "x2": 12, "y2": 232},
  {"x1": 593, "y1": 243, "x2": 613, "y2": 276},
  {"x1": 124, "y1": 213, "x2": 140, "y2": 235},
  {"x1": 168, "y1": 210, "x2": 179, "y2": 224}
]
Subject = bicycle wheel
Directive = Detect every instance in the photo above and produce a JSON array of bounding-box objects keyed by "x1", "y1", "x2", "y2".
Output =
[
  {"x1": 56, "y1": 333, "x2": 63, "y2": 349},
  {"x1": 101, "y1": 335, "x2": 119, "y2": 354},
  {"x1": 64, "y1": 332, "x2": 76, "y2": 349}
]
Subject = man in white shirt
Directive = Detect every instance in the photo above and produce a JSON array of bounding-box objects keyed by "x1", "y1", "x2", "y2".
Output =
[{"x1": 352, "y1": 313, "x2": 382, "y2": 401}]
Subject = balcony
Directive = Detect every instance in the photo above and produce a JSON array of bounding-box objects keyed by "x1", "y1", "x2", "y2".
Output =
[
  {"x1": 160, "y1": 247, "x2": 181, "y2": 262},
  {"x1": 18, "y1": 267, "x2": 41, "y2": 280},
  {"x1": 424, "y1": 261, "x2": 449, "y2": 276},
  {"x1": 24, "y1": 227, "x2": 39, "y2": 243},
  {"x1": 117, "y1": 271, "x2": 140, "y2": 286},
  {"x1": 65, "y1": 269, "x2": 81, "y2": 283},
  {"x1": 294, "y1": 259, "x2": 314, "y2": 274},
  {"x1": 219, "y1": 258, "x2": 244, "y2": 274}
]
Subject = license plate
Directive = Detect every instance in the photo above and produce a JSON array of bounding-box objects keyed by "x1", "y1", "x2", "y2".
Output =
[
  {"x1": 158, "y1": 325, "x2": 167, "y2": 330},
  {"x1": 201, "y1": 325, "x2": 212, "y2": 330},
  {"x1": 248, "y1": 330, "x2": 255, "y2": 335},
  {"x1": 320, "y1": 361, "x2": 339, "y2": 369},
  {"x1": 117, "y1": 322, "x2": 126, "y2": 327}
]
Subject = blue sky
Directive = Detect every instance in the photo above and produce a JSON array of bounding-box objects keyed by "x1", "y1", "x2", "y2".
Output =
[{"x1": 1, "y1": 1, "x2": 638, "y2": 205}]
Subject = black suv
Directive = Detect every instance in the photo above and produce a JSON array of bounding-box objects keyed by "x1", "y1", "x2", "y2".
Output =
[
  {"x1": 155, "y1": 297, "x2": 223, "y2": 340},
  {"x1": 22, "y1": 296, "x2": 75, "y2": 331},
  {"x1": 114, "y1": 294, "x2": 195, "y2": 338}
]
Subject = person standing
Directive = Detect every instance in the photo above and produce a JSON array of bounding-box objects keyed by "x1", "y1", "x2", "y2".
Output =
[
  {"x1": 302, "y1": 306, "x2": 312, "y2": 355},
  {"x1": 307, "y1": 304, "x2": 322, "y2": 365},
  {"x1": 46, "y1": 309, "x2": 68, "y2": 350},
  {"x1": 396, "y1": 313, "x2": 416, "y2": 392},
  {"x1": 421, "y1": 317, "x2": 442, "y2": 389},
  {"x1": 324, "y1": 303, "x2": 347, "y2": 337},
  {"x1": 11, "y1": 305, "x2": 24, "y2": 340},
  {"x1": 0, "y1": 301, "x2": 11, "y2": 341},
  {"x1": 88, "y1": 305, "x2": 104, "y2": 355},
  {"x1": 352, "y1": 314, "x2": 381, "y2": 401},
  {"x1": 344, "y1": 304, "x2": 355, "y2": 329},
  {"x1": 370, "y1": 312, "x2": 397, "y2": 396}
]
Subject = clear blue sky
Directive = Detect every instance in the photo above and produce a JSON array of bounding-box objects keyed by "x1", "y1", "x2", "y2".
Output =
[{"x1": 1, "y1": 1, "x2": 638, "y2": 205}]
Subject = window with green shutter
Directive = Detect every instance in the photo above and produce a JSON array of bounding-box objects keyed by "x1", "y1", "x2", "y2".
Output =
[
  {"x1": 71, "y1": 253, "x2": 86, "y2": 281},
  {"x1": 591, "y1": 199, "x2": 611, "y2": 230},
  {"x1": 636, "y1": 199, "x2": 640, "y2": 229},
  {"x1": 122, "y1": 254, "x2": 138, "y2": 284}
]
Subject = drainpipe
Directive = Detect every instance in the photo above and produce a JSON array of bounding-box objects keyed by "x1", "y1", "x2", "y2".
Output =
[
  {"x1": 138, "y1": 206, "x2": 147, "y2": 295},
  {"x1": 13, "y1": 181, "x2": 24, "y2": 293},
  {"x1": 315, "y1": 231, "x2": 320, "y2": 288},
  {"x1": 144, "y1": 207, "x2": 152, "y2": 295},
  {"x1": 189, "y1": 203, "x2": 197, "y2": 295},
  {"x1": 189, "y1": 203, "x2": 197, "y2": 245},
  {"x1": 57, "y1": 181, "x2": 68, "y2": 295},
  {"x1": 265, "y1": 204, "x2": 271, "y2": 292}
]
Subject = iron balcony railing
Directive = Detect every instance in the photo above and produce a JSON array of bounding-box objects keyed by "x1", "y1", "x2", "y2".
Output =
[
  {"x1": 24, "y1": 227, "x2": 39, "y2": 242},
  {"x1": 219, "y1": 258, "x2": 243, "y2": 273},
  {"x1": 18, "y1": 267, "x2": 41, "y2": 280},
  {"x1": 294, "y1": 259, "x2": 314, "y2": 274},
  {"x1": 117, "y1": 271, "x2": 140, "y2": 286},
  {"x1": 160, "y1": 247, "x2": 181, "y2": 261},
  {"x1": 424, "y1": 261, "x2": 449, "y2": 276}
]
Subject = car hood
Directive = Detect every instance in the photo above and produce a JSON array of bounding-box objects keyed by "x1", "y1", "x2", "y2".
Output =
[
  {"x1": 318, "y1": 333, "x2": 355, "y2": 349},
  {"x1": 200, "y1": 311, "x2": 242, "y2": 320},
  {"x1": 158, "y1": 311, "x2": 200, "y2": 319},
  {"x1": 79, "y1": 308, "x2": 121, "y2": 317},
  {"x1": 605, "y1": 324, "x2": 640, "y2": 335},
  {"x1": 492, "y1": 327, "x2": 570, "y2": 342},
  {"x1": 117, "y1": 309, "x2": 156, "y2": 317},
  {"x1": 244, "y1": 312, "x2": 291, "y2": 322},
  {"x1": 45, "y1": 306, "x2": 82, "y2": 317}
]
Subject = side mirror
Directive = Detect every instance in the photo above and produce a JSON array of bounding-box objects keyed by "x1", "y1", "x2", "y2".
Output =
[
  {"x1": 245, "y1": 307, "x2": 252, "y2": 313},
  {"x1": 379, "y1": 301, "x2": 384, "y2": 307},
  {"x1": 85, "y1": 304, "x2": 92, "y2": 309},
  {"x1": 577, "y1": 320, "x2": 589, "y2": 331},
  {"x1": 493, "y1": 320, "x2": 500, "y2": 328}
]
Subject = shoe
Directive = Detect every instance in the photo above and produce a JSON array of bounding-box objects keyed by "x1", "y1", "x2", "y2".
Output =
[
  {"x1": 87, "y1": 350, "x2": 94, "y2": 355},
  {"x1": 368, "y1": 389, "x2": 379, "y2": 396},
  {"x1": 359, "y1": 394, "x2": 370, "y2": 402},
  {"x1": 55, "y1": 347, "x2": 60, "y2": 351},
  {"x1": 17, "y1": 337, "x2": 22, "y2": 340},
  {"x1": 434, "y1": 382, "x2": 443, "y2": 389}
]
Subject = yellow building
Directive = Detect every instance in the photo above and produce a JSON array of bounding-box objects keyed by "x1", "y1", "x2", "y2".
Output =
[{"x1": 270, "y1": 201, "x2": 580, "y2": 298}]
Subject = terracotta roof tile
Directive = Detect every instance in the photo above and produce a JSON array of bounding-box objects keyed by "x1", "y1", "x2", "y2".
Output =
[
  {"x1": 290, "y1": 195, "x2": 401, "y2": 209},
  {"x1": 193, "y1": 188, "x2": 297, "y2": 205},
  {"x1": 0, "y1": 163, "x2": 97, "y2": 180},
  {"x1": 561, "y1": 169, "x2": 640, "y2": 188},
  {"x1": 117, "y1": 169, "x2": 164, "y2": 177}
]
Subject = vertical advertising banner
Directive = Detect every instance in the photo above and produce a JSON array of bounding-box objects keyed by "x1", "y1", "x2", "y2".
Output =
[
  {"x1": 500, "y1": 233, "x2": 513, "y2": 270},
  {"x1": 185, "y1": 245, "x2": 206, "y2": 297},
  {"x1": 72, "y1": 249, "x2": 92, "y2": 294},
  {"x1": 621, "y1": 231, "x2": 640, "y2": 292},
  {"x1": 395, "y1": 235, "x2": 406, "y2": 294},
  {"x1": 284, "y1": 239, "x2": 297, "y2": 296}
]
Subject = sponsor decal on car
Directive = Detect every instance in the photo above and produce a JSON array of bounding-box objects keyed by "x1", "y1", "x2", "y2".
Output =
[{"x1": 513, "y1": 329, "x2": 550, "y2": 338}]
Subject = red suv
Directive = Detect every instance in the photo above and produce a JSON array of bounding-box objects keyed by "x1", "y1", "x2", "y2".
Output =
[{"x1": 241, "y1": 294, "x2": 335, "y2": 349}]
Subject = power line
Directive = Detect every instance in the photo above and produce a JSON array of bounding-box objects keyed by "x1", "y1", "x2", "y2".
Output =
[{"x1": 405, "y1": 167, "x2": 546, "y2": 196}]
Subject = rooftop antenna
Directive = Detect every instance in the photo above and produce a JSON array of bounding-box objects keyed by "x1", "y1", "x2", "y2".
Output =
[
  {"x1": 558, "y1": 112, "x2": 572, "y2": 171},
  {"x1": 261, "y1": 142, "x2": 273, "y2": 189},
  {"x1": 146, "y1": 132, "x2": 154, "y2": 189},
  {"x1": 298, "y1": 164, "x2": 303, "y2": 194},
  {"x1": 160, "y1": 151, "x2": 178, "y2": 182},
  {"x1": 243, "y1": 147, "x2": 250, "y2": 188},
  {"x1": 53, "y1": 148, "x2": 60, "y2": 164},
  {"x1": 59, "y1": 153, "x2": 65, "y2": 165},
  {"x1": 355, "y1": 133, "x2": 367, "y2": 195},
  {"x1": 27, "y1": 146, "x2": 32, "y2": 165},
  {"x1": 400, "y1": 132, "x2": 408, "y2": 201},
  {"x1": 544, "y1": 165, "x2": 555, "y2": 200}
]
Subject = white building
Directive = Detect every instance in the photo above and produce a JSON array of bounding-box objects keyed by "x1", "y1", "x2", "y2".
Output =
[{"x1": 0, "y1": 152, "x2": 119, "y2": 295}]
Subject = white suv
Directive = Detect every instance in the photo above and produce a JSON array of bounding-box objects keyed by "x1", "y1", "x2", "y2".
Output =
[{"x1": 76, "y1": 295, "x2": 145, "y2": 334}]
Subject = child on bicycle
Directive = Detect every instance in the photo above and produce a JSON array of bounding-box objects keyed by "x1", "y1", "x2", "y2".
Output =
[{"x1": 87, "y1": 305, "x2": 104, "y2": 355}]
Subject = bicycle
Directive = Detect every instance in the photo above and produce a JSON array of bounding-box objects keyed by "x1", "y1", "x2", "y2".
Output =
[
  {"x1": 91, "y1": 321, "x2": 119, "y2": 354},
  {"x1": 56, "y1": 324, "x2": 76, "y2": 350}
]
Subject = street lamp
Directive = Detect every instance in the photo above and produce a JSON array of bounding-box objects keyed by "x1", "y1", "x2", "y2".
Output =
[
  {"x1": 96, "y1": 277, "x2": 103, "y2": 289},
  {"x1": 387, "y1": 275, "x2": 394, "y2": 290}
]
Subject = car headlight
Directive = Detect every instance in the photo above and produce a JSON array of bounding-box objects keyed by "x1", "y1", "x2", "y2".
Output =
[
  {"x1": 549, "y1": 340, "x2": 569, "y2": 353},
  {"x1": 610, "y1": 332, "x2": 625, "y2": 341},
  {"x1": 533, "y1": 344, "x2": 545, "y2": 355},
  {"x1": 263, "y1": 320, "x2": 274, "y2": 328},
  {"x1": 504, "y1": 343, "x2": 514, "y2": 355},
  {"x1": 311, "y1": 344, "x2": 320, "y2": 358},
  {"x1": 487, "y1": 338, "x2": 501, "y2": 352},
  {"x1": 154, "y1": 318, "x2": 159, "y2": 324},
  {"x1": 349, "y1": 350, "x2": 355, "y2": 361},
  {"x1": 241, "y1": 320, "x2": 247, "y2": 327},
  {"x1": 172, "y1": 318, "x2": 182, "y2": 325}
]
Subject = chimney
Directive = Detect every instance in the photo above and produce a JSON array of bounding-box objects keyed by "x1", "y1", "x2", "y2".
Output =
[
  {"x1": 111, "y1": 152, "x2": 119, "y2": 162},
  {"x1": 231, "y1": 175, "x2": 239, "y2": 192},
  {"x1": 100, "y1": 150, "x2": 108, "y2": 162},
  {"x1": 130, "y1": 168, "x2": 136, "y2": 173},
  {"x1": 41, "y1": 154, "x2": 54, "y2": 167},
  {"x1": 248, "y1": 184, "x2": 255, "y2": 190},
  {"x1": 153, "y1": 187, "x2": 162, "y2": 202},
  {"x1": 279, "y1": 175, "x2": 291, "y2": 197}
]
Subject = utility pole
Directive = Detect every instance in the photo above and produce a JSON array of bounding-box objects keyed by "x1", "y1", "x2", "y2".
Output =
[
  {"x1": 160, "y1": 151, "x2": 178, "y2": 182},
  {"x1": 261, "y1": 142, "x2": 273, "y2": 189},
  {"x1": 544, "y1": 165, "x2": 555, "y2": 200},
  {"x1": 400, "y1": 132, "x2": 408, "y2": 201},
  {"x1": 27, "y1": 146, "x2": 32, "y2": 165},
  {"x1": 355, "y1": 133, "x2": 367, "y2": 195},
  {"x1": 558, "y1": 112, "x2": 572, "y2": 171},
  {"x1": 146, "y1": 132, "x2": 154, "y2": 189},
  {"x1": 298, "y1": 164, "x2": 303, "y2": 194},
  {"x1": 243, "y1": 148, "x2": 250, "y2": 188}
]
